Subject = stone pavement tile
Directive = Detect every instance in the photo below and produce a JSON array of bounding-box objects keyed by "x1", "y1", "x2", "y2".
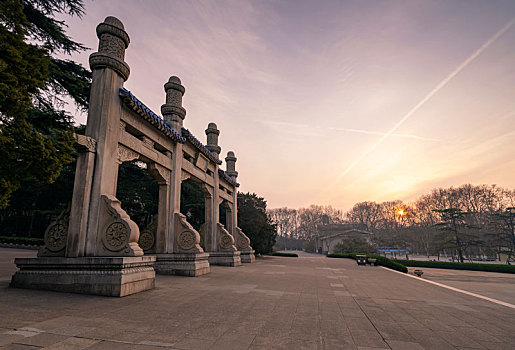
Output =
[
  {"x1": 173, "y1": 337, "x2": 216, "y2": 350},
  {"x1": 286, "y1": 338, "x2": 322, "y2": 350},
  {"x1": 48, "y1": 326, "x2": 95, "y2": 337},
  {"x1": 82, "y1": 340, "x2": 165, "y2": 350},
  {"x1": 261, "y1": 318, "x2": 293, "y2": 331},
  {"x1": 345, "y1": 317, "x2": 377, "y2": 333},
  {"x1": 320, "y1": 320, "x2": 350, "y2": 337},
  {"x1": 478, "y1": 342, "x2": 514, "y2": 350},
  {"x1": 396, "y1": 321, "x2": 425, "y2": 331},
  {"x1": 0, "y1": 344, "x2": 41, "y2": 350},
  {"x1": 13, "y1": 333, "x2": 68, "y2": 347},
  {"x1": 470, "y1": 322, "x2": 513, "y2": 337},
  {"x1": 340, "y1": 307, "x2": 368, "y2": 318},
  {"x1": 375, "y1": 323, "x2": 416, "y2": 342},
  {"x1": 289, "y1": 325, "x2": 321, "y2": 342},
  {"x1": 137, "y1": 340, "x2": 175, "y2": 348},
  {"x1": 406, "y1": 330, "x2": 455, "y2": 350},
  {"x1": 321, "y1": 336, "x2": 356, "y2": 350},
  {"x1": 107, "y1": 330, "x2": 181, "y2": 344},
  {"x1": 229, "y1": 320, "x2": 267, "y2": 335},
  {"x1": 364, "y1": 311, "x2": 396, "y2": 324},
  {"x1": 44, "y1": 337, "x2": 100, "y2": 350},
  {"x1": 70, "y1": 325, "x2": 127, "y2": 341},
  {"x1": 209, "y1": 332, "x2": 255, "y2": 350},
  {"x1": 417, "y1": 318, "x2": 455, "y2": 332},
  {"x1": 386, "y1": 340, "x2": 425, "y2": 350},
  {"x1": 184, "y1": 322, "x2": 230, "y2": 340},
  {"x1": 0, "y1": 334, "x2": 25, "y2": 347},
  {"x1": 251, "y1": 330, "x2": 290, "y2": 348},
  {"x1": 453, "y1": 326, "x2": 504, "y2": 344},
  {"x1": 356, "y1": 347, "x2": 389, "y2": 350},
  {"x1": 248, "y1": 346, "x2": 269, "y2": 350},
  {"x1": 24, "y1": 317, "x2": 87, "y2": 333},
  {"x1": 435, "y1": 331, "x2": 486, "y2": 349},
  {"x1": 349, "y1": 330, "x2": 389, "y2": 348}
]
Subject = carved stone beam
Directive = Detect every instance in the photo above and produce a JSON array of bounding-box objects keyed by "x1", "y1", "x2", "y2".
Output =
[
  {"x1": 149, "y1": 163, "x2": 170, "y2": 185},
  {"x1": 117, "y1": 145, "x2": 140, "y2": 164},
  {"x1": 181, "y1": 171, "x2": 191, "y2": 182},
  {"x1": 74, "y1": 134, "x2": 97, "y2": 153}
]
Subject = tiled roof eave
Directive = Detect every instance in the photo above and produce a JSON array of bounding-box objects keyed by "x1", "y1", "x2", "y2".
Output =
[
  {"x1": 218, "y1": 169, "x2": 239, "y2": 187},
  {"x1": 119, "y1": 88, "x2": 186, "y2": 144},
  {"x1": 182, "y1": 128, "x2": 222, "y2": 165}
]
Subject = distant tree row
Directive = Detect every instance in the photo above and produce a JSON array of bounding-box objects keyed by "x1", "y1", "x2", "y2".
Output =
[
  {"x1": 268, "y1": 205, "x2": 344, "y2": 251},
  {"x1": 269, "y1": 184, "x2": 515, "y2": 263}
]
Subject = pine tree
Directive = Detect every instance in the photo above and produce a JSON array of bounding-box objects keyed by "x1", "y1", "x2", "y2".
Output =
[
  {"x1": 237, "y1": 192, "x2": 277, "y2": 254},
  {"x1": 0, "y1": 0, "x2": 91, "y2": 208}
]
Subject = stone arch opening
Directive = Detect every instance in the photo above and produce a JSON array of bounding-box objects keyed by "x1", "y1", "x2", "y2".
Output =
[
  {"x1": 180, "y1": 178, "x2": 206, "y2": 248},
  {"x1": 115, "y1": 160, "x2": 159, "y2": 253}
]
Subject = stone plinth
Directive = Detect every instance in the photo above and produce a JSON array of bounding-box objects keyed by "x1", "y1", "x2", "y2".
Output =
[
  {"x1": 155, "y1": 253, "x2": 210, "y2": 277},
  {"x1": 240, "y1": 250, "x2": 255, "y2": 263},
  {"x1": 208, "y1": 251, "x2": 241, "y2": 267},
  {"x1": 10, "y1": 256, "x2": 156, "y2": 297}
]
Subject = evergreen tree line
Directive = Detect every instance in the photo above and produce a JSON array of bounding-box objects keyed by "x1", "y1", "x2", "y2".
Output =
[{"x1": 269, "y1": 184, "x2": 515, "y2": 263}]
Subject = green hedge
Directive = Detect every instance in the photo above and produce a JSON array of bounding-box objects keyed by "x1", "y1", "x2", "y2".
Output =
[
  {"x1": 0, "y1": 236, "x2": 44, "y2": 246},
  {"x1": 327, "y1": 253, "x2": 408, "y2": 273},
  {"x1": 269, "y1": 252, "x2": 298, "y2": 257},
  {"x1": 395, "y1": 260, "x2": 515, "y2": 274}
]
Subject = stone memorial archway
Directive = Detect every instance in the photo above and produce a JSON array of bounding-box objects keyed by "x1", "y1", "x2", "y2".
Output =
[{"x1": 10, "y1": 16, "x2": 254, "y2": 297}]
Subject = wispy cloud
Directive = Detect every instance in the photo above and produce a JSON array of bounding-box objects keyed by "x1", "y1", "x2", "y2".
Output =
[
  {"x1": 335, "y1": 17, "x2": 515, "y2": 180},
  {"x1": 262, "y1": 120, "x2": 441, "y2": 141},
  {"x1": 327, "y1": 127, "x2": 441, "y2": 142}
]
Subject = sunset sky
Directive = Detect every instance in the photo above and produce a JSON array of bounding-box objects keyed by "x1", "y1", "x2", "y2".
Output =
[{"x1": 63, "y1": 0, "x2": 515, "y2": 211}]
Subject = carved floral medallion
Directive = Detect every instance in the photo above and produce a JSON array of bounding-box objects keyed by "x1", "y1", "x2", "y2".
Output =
[
  {"x1": 44, "y1": 223, "x2": 67, "y2": 252},
  {"x1": 178, "y1": 230, "x2": 196, "y2": 251},
  {"x1": 103, "y1": 221, "x2": 129, "y2": 251}
]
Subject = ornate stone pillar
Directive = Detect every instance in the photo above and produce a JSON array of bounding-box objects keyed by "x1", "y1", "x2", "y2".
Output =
[
  {"x1": 148, "y1": 164, "x2": 170, "y2": 254},
  {"x1": 205, "y1": 139, "x2": 240, "y2": 267},
  {"x1": 201, "y1": 184, "x2": 214, "y2": 252},
  {"x1": 154, "y1": 77, "x2": 210, "y2": 276},
  {"x1": 161, "y1": 76, "x2": 186, "y2": 133},
  {"x1": 85, "y1": 16, "x2": 143, "y2": 257},
  {"x1": 226, "y1": 151, "x2": 255, "y2": 263},
  {"x1": 64, "y1": 135, "x2": 97, "y2": 257},
  {"x1": 224, "y1": 202, "x2": 234, "y2": 235},
  {"x1": 10, "y1": 17, "x2": 156, "y2": 296},
  {"x1": 225, "y1": 151, "x2": 238, "y2": 235},
  {"x1": 205, "y1": 123, "x2": 220, "y2": 252},
  {"x1": 205, "y1": 122, "x2": 221, "y2": 157}
]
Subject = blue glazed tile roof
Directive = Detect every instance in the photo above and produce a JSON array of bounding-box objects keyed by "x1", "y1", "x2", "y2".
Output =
[
  {"x1": 119, "y1": 88, "x2": 223, "y2": 165},
  {"x1": 119, "y1": 88, "x2": 185, "y2": 143},
  {"x1": 219, "y1": 169, "x2": 239, "y2": 187},
  {"x1": 181, "y1": 128, "x2": 222, "y2": 165}
]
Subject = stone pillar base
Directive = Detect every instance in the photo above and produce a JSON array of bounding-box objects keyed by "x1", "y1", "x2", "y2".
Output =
[
  {"x1": 10, "y1": 256, "x2": 156, "y2": 297},
  {"x1": 155, "y1": 253, "x2": 210, "y2": 277},
  {"x1": 208, "y1": 251, "x2": 241, "y2": 266},
  {"x1": 240, "y1": 250, "x2": 255, "y2": 263}
]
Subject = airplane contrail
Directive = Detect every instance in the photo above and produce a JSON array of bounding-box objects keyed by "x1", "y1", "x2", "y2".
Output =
[
  {"x1": 327, "y1": 127, "x2": 441, "y2": 141},
  {"x1": 263, "y1": 120, "x2": 440, "y2": 141},
  {"x1": 335, "y1": 17, "x2": 515, "y2": 181}
]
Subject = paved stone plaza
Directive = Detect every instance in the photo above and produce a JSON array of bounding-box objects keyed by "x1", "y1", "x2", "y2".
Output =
[{"x1": 1, "y1": 248, "x2": 514, "y2": 349}]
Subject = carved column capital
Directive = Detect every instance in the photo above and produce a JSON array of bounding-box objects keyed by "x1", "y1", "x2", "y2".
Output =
[{"x1": 89, "y1": 16, "x2": 130, "y2": 81}]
